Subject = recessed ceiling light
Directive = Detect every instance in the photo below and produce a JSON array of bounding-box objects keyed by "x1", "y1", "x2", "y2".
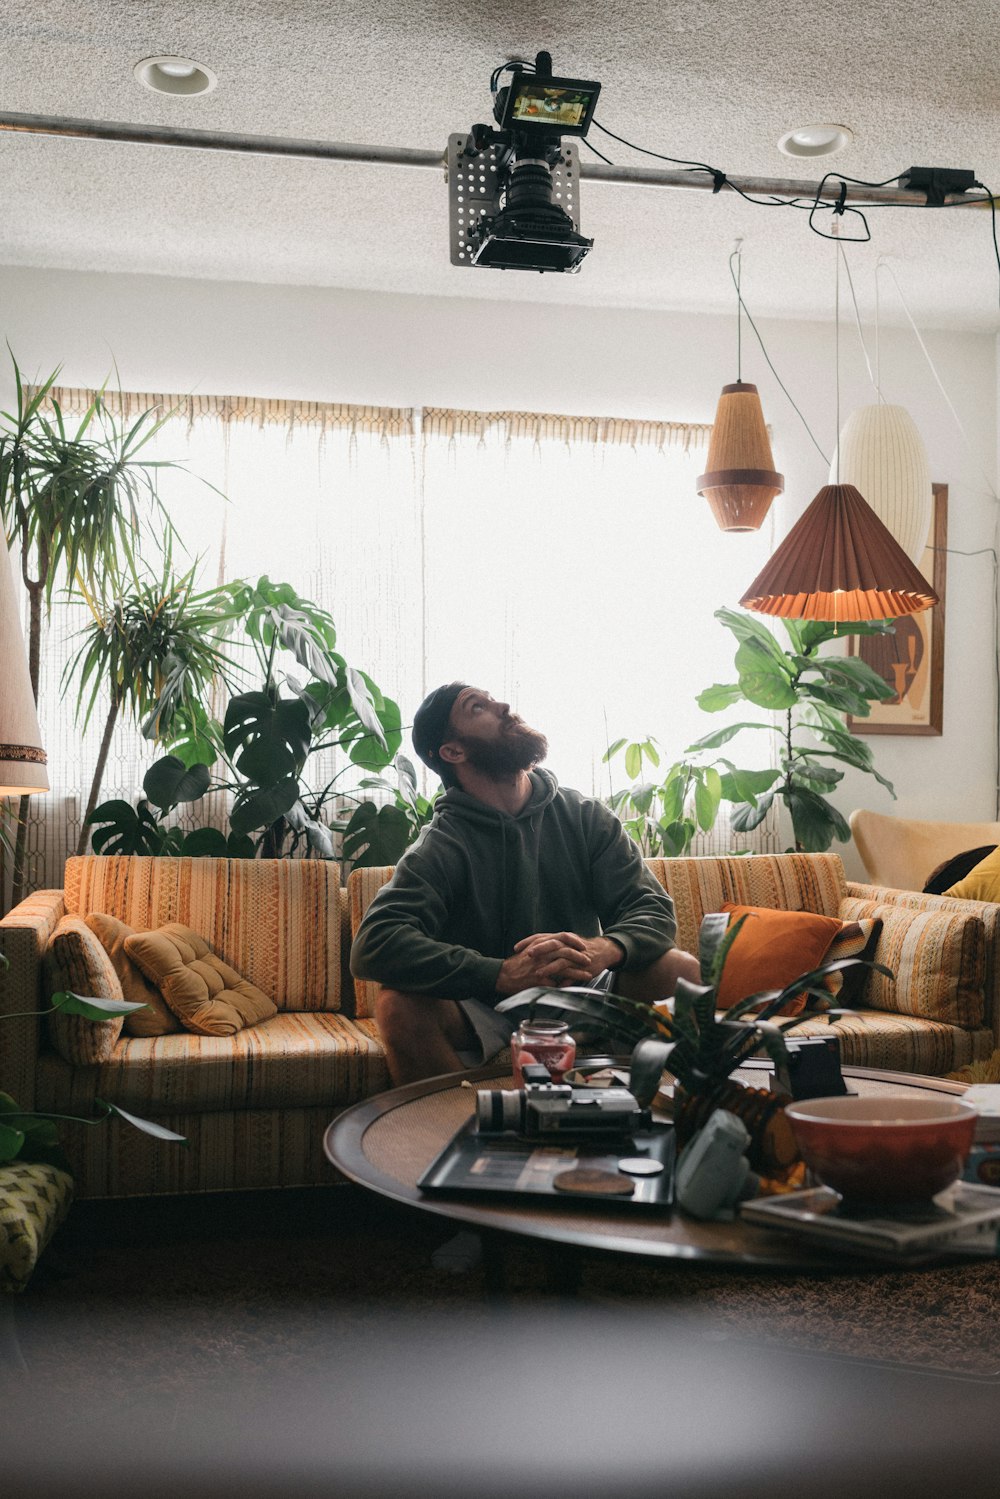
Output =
[
  {"x1": 133, "y1": 56, "x2": 217, "y2": 96},
  {"x1": 777, "y1": 123, "x2": 853, "y2": 158}
]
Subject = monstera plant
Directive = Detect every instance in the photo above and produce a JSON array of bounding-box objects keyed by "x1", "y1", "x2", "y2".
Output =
[
  {"x1": 497, "y1": 910, "x2": 889, "y2": 1175},
  {"x1": 86, "y1": 577, "x2": 417, "y2": 869}
]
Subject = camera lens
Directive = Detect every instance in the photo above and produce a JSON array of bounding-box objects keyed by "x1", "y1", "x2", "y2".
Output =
[{"x1": 475, "y1": 1089, "x2": 526, "y2": 1133}]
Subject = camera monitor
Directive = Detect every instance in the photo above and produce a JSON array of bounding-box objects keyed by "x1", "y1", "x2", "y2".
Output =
[{"x1": 499, "y1": 75, "x2": 601, "y2": 136}]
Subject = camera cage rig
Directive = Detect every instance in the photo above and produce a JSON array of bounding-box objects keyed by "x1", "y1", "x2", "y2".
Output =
[{"x1": 448, "y1": 51, "x2": 600, "y2": 274}]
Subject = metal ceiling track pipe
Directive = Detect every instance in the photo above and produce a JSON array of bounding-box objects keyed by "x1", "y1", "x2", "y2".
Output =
[{"x1": 0, "y1": 110, "x2": 990, "y2": 208}]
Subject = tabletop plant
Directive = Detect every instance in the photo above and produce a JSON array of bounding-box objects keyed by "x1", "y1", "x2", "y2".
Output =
[{"x1": 497, "y1": 910, "x2": 890, "y2": 1175}]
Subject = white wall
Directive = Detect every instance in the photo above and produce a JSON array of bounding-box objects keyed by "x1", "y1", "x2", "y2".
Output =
[{"x1": 1, "y1": 264, "x2": 996, "y2": 879}]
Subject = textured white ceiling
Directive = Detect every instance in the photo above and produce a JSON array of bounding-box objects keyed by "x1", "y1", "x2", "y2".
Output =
[{"x1": 1, "y1": 0, "x2": 999, "y2": 327}]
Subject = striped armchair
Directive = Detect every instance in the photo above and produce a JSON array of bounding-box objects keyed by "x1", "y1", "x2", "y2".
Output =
[{"x1": 2, "y1": 851, "x2": 997, "y2": 1199}]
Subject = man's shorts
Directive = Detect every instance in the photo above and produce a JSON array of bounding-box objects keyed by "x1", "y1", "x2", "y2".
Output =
[{"x1": 456, "y1": 970, "x2": 617, "y2": 1067}]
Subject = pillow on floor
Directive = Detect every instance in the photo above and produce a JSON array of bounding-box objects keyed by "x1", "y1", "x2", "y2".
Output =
[
  {"x1": 123, "y1": 924, "x2": 277, "y2": 1037},
  {"x1": 716, "y1": 904, "x2": 843, "y2": 1015},
  {"x1": 822, "y1": 918, "x2": 884, "y2": 1007},
  {"x1": 43, "y1": 916, "x2": 125, "y2": 1065},
  {"x1": 85, "y1": 913, "x2": 182, "y2": 1037}
]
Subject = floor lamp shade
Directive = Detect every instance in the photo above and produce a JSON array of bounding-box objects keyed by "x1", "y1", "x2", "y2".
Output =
[
  {"x1": 696, "y1": 382, "x2": 784, "y2": 532},
  {"x1": 739, "y1": 483, "x2": 939, "y2": 622},
  {"x1": 0, "y1": 530, "x2": 48, "y2": 795},
  {"x1": 832, "y1": 404, "x2": 932, "y2": 563}
]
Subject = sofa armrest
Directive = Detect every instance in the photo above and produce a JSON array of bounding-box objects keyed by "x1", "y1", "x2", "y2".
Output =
[
  {"x1": 0, "y1": 889, "x2": 66, "y2": 1110},
  {"x1": 843, "y1": 881, "x2": 1000, "y2": 1044}
]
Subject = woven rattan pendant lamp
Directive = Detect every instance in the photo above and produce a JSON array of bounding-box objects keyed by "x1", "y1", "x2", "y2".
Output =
[
  {"x1": 697, "y1": 250, "x2": 783, "y2": 531},
  {"x1": 0, "y1": 526, "x2": 48, "y2": 796},
  {"x1": 740, "y1": 239, "x2": 937, "y2": 623}
]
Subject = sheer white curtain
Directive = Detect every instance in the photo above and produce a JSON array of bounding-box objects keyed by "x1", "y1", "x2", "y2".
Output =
[
  {"x1": 421, "y1": 410, "x2": 777, "y2": 800},
  {"x1": 10, "y1": 392, "x2": 778, "y2": 894}
]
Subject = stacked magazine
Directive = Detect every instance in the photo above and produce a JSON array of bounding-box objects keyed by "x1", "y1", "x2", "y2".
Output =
[{"x1": 740, "y1": 1181, "x2": 1000, "y2": 1263}]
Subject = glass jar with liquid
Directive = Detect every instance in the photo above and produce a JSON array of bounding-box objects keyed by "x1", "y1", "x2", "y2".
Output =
[{"x1": 511, "y1": 1019, "x2": 577, "y2": 1085}]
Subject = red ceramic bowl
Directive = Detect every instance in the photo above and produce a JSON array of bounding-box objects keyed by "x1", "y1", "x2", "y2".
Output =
[{"x1": 785, "y1": 1095, "x2": 978, "y2": 1202}]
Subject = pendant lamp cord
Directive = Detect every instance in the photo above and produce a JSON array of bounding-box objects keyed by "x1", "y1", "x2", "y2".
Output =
[{"x1": 735, "y1": 243, "x2": 742, "y2": 380}]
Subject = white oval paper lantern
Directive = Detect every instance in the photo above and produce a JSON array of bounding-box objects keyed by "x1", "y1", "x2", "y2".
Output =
[{"x1": 831, "y1": 404, "x2": 932, "y2": 563}]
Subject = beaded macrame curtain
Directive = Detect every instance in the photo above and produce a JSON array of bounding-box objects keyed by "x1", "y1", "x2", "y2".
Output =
[{"x1": 7, "y1": 391, "x2": 776, "y2": 896}]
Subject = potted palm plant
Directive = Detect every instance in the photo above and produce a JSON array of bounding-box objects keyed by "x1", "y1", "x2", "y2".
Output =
[{"x1": 0, "y1": 355, "x2": 187, "y2": 903}]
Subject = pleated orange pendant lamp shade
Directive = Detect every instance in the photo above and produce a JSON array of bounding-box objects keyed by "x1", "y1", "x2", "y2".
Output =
[
  {"x1": 697, "y1": 381, "x2": 784, "y2": 532},
  {"x1": 739, "y1": 482, "x2": 939, "y2": 622}
]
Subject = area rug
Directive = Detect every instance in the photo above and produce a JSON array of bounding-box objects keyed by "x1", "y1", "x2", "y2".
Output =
[{"x1": 12, "y1": 1185, "x2": 1000, "y2": 1391}]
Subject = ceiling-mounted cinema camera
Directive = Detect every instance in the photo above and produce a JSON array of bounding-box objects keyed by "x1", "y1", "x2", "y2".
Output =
[{"x1": 448, "y1": 51, "x2": 601, "y2": 273}]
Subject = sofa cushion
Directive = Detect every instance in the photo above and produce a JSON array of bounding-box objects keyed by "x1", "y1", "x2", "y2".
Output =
[
  {"x1": 43, "y1": 916, "x2": 125, "y2": 1065},
  {"x1": 944, "y1": 845, "x2": 1000, "y2": 903},
  {"x1": 823, "y1": 918, "x2": 884, "y2": 1007},
  {"x1": 35, "y1": 1013, "x2": 388, "y2": 1116},
  {"x1": 124, "y1": 924, "x2": 277, "y2": 1037},
  {"x1": 840, "y1": 897, "x2": 985, "y2": 1028},
  {"x1": 85, "y1": 913, "x2": 182, "y2": 1037},
  {"x1": 64, "y1": 856, "x2": 344, "y2": 1012},
  {"x1": 788, "y1": 1008, "x2": 994, "y2": 1075},
  {"x1": 716, "y1": 904, "x2": 843, "y2": 1014}
]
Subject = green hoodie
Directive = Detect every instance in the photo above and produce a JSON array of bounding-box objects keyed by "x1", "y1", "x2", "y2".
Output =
[{"x1": 350, "y1": 769, "x2": 677, "y2": 1003}]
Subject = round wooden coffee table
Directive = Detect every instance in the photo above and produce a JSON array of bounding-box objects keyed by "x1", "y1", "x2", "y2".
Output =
[{"x1": 324, "y1": 1059, "x2": 969, "y2": 1273}]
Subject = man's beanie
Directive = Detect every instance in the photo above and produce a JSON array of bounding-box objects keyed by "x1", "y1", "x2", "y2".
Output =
[{"x1": 411, "y1": 682, "x2": 468, "y2": 773}]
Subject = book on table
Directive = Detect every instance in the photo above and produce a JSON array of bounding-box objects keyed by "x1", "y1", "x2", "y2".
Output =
[{"x1": 740, "y1": 1182, "x2": 1000, "y2": 1262}]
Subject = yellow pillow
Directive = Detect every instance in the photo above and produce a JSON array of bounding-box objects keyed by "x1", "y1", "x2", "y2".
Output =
[
  {"x1": 123, "y1": 923, "x2": 277, "y2": 1037},
  {"x1": 945, "y1": 845, "x2": 1000, "y2": 902},
  {"x1": 85, "y1": 913, "x2": 182, "y2": 1038}
]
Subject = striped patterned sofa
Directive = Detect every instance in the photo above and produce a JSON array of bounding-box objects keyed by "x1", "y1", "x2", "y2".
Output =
[{"x1": 1, "y1": 850, "x2": 998, "y2": 1199}]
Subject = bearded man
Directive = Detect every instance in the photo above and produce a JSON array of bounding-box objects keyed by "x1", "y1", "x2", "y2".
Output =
[{"x1": 350, "y1": 682, "x2": 700, "y2": 1086}]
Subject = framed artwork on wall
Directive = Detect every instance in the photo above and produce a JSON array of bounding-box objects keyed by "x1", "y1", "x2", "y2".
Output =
[{"x1": 847, "y1": 483, "x2": 946, "y2": 737}]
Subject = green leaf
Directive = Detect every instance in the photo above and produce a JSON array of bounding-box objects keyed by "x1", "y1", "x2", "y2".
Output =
[
  {"x1": 786, "y1": 786, "x2": 851, "y2": 852},
  {"x1": 729, "y1": 792, "x2": 775, "y2": 833},
  {"x1": 0, "y1": 1120, "x2": 25, "y2": 1163},
  {"x1": 179, "y1": 826, "x2": 230, "y2": 857},
  {"x1": 694, "y1": 767, "x2": 722, "y2": 832},
  {"x1": 341, "y1": 802, "x2": 412, "y2": 869},
  {"x1": 87, "y1": 798, "x2": 166, "y2": 856},
  {"x1": 810, "y1": 654, "x2": 897, "y2": 701},
  {"x1": 229, "y1": 776, "x2": 300, "y2": 837},
  {"x1": 715, "y1": 607, "x2": 788, "y2": 663},
  {"x1": 686, "y1": 722, "x2": 774, "y2": 752},
  {"x1": 718, "y1": 767, "x2": 780, "y2": 805},
  {"x1": 624, "y1": 742, "x2": 642, "y2": 779},
  {"x1": 49, "y1": 990, "x2": 148, "y2": 1019},
  {"x1": 629, "y1": 1038, "x2": 676, "y2": 1109},
  {"x1": 697, "y1": 910, "x2": 732, "y2": 984},
  {"x1": 96, "y1": 1099, "x2": 188, "y2": 1142},
  {"x1": 143, "y1": 755, "x2": 211, "y2": 811},
  {"x1": 734, "y1": 640, "x2": 798, "y2": 709},
  {"x1": 789, "y1": 763, "x2": 844, "y2": 791},
  {"x1": 602, "y1": 738, "x2": 627, "y2": 762},
  {"x1": 696, "y1": 682, "x2": 745, "y2": 713},
  {"x1": 658, "y1": 819, "x2": 695, "y2": 857}
]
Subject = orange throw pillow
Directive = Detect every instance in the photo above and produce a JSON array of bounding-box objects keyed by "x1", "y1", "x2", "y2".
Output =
[{"x1": 716, "y1": 904, "x2": 843, "y2": 1016}]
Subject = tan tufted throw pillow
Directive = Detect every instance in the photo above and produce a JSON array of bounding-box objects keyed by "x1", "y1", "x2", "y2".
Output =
[
  {"x1": 123, "y1": 924, "x2": 277, "y2": 1037},
  {"x1": 85, "y1": 913, "x2": 183, "y2": 1037},
  {"x1": 43, "y1": 916, "x2": 125, "y2": 1065}
]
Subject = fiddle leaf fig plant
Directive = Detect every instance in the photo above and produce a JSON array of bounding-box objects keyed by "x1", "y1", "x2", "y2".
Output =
[{"x1": 686, "y1": 608, "x2": 898, "y2": 853}]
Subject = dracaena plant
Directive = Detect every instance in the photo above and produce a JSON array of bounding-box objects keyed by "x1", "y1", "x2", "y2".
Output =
[{"x1": 496, "y1": 910, "x2": 890, "y2": 1110}]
